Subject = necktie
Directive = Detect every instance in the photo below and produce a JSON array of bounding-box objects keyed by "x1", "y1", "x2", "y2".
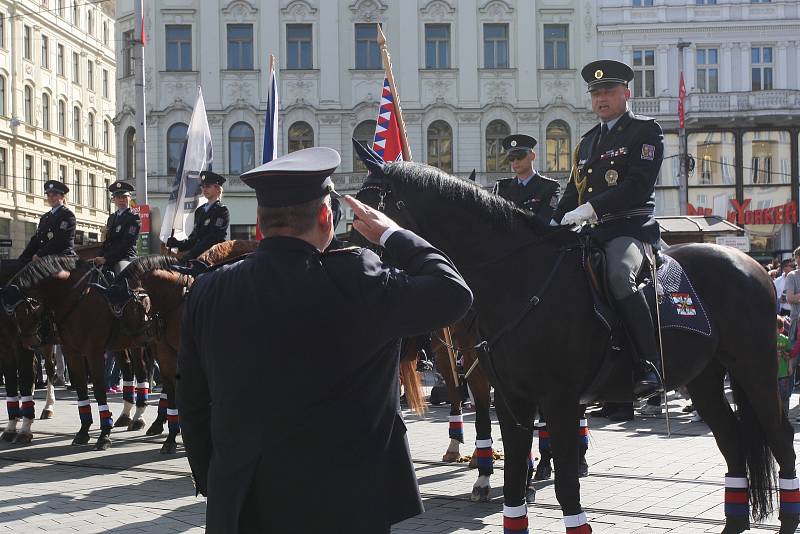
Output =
[{"x1": 597, "y1": 123, "x2": 609, "y2": 149}]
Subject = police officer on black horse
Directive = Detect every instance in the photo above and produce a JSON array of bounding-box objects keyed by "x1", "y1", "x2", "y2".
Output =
[
  {"x1": 91, "y1": 181, "x2": 140, "y2": 276},
  {"x1": 553, "y1": 59, "x2": 665, "y2": 401},
  {"x1": 492, "y1": 134, "x2": 560, "y2": 222},
  {"x1": 19, "y1": 180, "x2": 77, "y2": 263},
  {"x1": 166, "y1": 171, "x2": 230, "y2": 261}
]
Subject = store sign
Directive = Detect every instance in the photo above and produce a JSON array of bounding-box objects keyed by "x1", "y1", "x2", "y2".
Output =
[
  {"x1": 715, "y1": 235, "x2": 751, "y2": 253},
  {"x1": 687, "y1": 199, "x2": 798, "y2": 225},
  {"x1": 131, "y1": 204, "x2": 150, "y2": 255}
]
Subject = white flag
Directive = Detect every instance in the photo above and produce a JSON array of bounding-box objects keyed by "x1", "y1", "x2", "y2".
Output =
[{"x1": 159, "y1": 87, "x2": 212, "y2": 243}]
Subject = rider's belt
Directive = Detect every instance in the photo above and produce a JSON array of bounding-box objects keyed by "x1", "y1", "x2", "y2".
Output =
[{"x1": 600, "y1": 208, "x2": 654, "y2": 223}]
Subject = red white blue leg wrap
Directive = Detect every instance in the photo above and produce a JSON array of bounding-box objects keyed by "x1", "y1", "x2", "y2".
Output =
[
  {"x1": 474, "y1": 438, "x2": 494, "y2": 476},
  {"x1": 503, "y1": 503, "x2": 528, "y2": 534},
  {"x1": 166, "y1": 408, "x2": 180, "y2": 434},
  {"x1": 98, "y1": 404, "x2": 113, "y2": 430},
  {"x1": 135, "y1": 382, "x2": 149, "y2": 407},
  {"x1": 780, "y1": 476, "x2": 800, "y2": 516},
  {"x1": 724, "y1": 475, "x2": 749, "y2": 518},
  {"x1": 20, "y1": 396, "x2": 35, "y2": 420},
  {"x1": 564, "y1": 511, "x2": 591, "y2": 533},
  {"x1": 448, "y1": 414, "x2": 464, "y2": 442},
  {"x1": 5, "y1": 396, "x2": 20, "y2": 420},
  {"x1": 122, "y1": 381, "x2": 135, "y2": 405},
  {"x1": 77, "y1": 398, "x2": 92, "y2": 425}
]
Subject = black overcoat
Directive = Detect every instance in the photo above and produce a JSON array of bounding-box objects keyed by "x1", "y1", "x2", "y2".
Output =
[
  {"x1": 100, "y1": 208, "x2": 141, "y2": 264},
  {"x1": 493, "y1": 171, "x2": 560, "y2": 222},
  {"x1": 19, "y1": 205, "x2": 76, "y2": 261},
  {"x1": 175, "y1": 200, "x2": 229, "y2": 260}
]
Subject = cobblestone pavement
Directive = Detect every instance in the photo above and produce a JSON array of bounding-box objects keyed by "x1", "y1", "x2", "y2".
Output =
[{"x1": 0, "y1": 387, "x2": 797, "y2": 533}]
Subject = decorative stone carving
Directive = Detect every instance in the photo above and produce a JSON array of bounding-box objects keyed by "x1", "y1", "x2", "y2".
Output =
[
  {"x1": 478, "y1": 0, "x2": 514, "y2": 21},
  {"x1": 459, "y1": 113, "x2": 480, "y2": 123},
  {"x1": 319, "y1": 114, "x2": 341, "y2": 125},
  {"x1": 486, "y1": 80, "x2": 509, "y2": 102},
  {"x1": 229, "y1": 80, "x2": 252, "y2": 101},
  {"x1": 288, "y1": 79, "x2": 313, "y2": 103},
  {"x1": 208, "y1": 115, "x2": 224, "y2": 126},
  {"x1": 144, "y1": 67, "x2": 153, "y2": 89},
  {"x1": 420, "y1": 0, "x2": 455, "y2": 22},
  {"x1": 349, "y1": 0, "x2": 388, "y2": 22},
  {"x1": 281, "y1": 0, "x2": 317, "y2": 21},
  {"x1": 146, "y1": 115, "x2": 159, "y2": 126},
  {"x1": 584, "y1": 1, "x2": 593, "y2": 41},
  {"x1": 425, "y1": 79, "x2": 452, "y2": 101},
  {"x1": 404, "y1": 113, "x2": 422, "y2": 124},
  {"x1": 518, "y1": 113, "x2": 538, "y2": 122},
  {"x1": 221, "y1": 0, "x2": 258, "y2": 19}
]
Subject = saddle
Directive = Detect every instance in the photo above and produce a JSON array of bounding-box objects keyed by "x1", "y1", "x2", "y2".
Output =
[{"x1": 89, "y1": 278, "x2": 150, "y2": 319}]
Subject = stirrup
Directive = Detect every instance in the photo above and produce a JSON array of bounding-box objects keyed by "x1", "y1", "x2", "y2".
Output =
[{"x1": 634, "y1": 361, "x2": 663, "y2": 400}]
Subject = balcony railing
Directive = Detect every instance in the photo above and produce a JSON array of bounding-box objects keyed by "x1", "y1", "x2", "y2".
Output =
[{"x1": 631, "y1": 90, "x2": 800, "y2": 118}]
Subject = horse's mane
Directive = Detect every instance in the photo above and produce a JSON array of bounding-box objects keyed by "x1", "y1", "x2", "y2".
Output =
[
  {"x1": 11, "y1": 255, "x2": 81, "y2": 289},
  {"x1": 384, "y1": 161, "x2": 553, "y2": 236},
  {"x1": 198, "y1": 240, "x2": 258, "y2": 266},
  {"x1": 118, "y1": 255, "x2": 178, "y2": 284}
]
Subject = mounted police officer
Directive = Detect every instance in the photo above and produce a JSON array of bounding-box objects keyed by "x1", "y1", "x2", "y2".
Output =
[
  {"x1": 19, "y1": 180, "x2": 76, "y2": 263},
  {"x1": 553, "y1": 59, "x2": 665, "y2": 398},
  {"x1": 91, "y1": 181, "x2": 140, "y2": 275},
  {"x1": 166, "y1": 171, "x2": 229, "y2": 261},
  {"x1": 492, "y1": 134, "x2": 560, "y2": 222},
  {"x1": 177, "y1": 147, "x2": 472, "y2": 534}
]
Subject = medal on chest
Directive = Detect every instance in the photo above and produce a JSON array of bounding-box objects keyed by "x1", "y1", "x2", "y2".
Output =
[
  {"x1": 116, "y1": 225, "x2": 122, "y2": 233},
  {"x1": 605, "y1": 169, "x2": 619, "y2": 186},
  {"x1": 47, "y1": 231, "x2": 54, "y2": 239}
]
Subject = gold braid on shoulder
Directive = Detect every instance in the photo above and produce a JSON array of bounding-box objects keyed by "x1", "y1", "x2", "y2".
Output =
[{"x1": 571, "y1": 145, "x2": 587, "y2": 205}]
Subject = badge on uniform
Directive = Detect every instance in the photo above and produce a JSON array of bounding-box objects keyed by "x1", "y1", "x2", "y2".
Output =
[
  {"x1": 47, "y1": 231, "x2": 54, "y2": 239},
  {"x1": 641, "y1": 144, "x2": 655, "y2": 161},
  {"x1": 204, "y1": 219, "x2": 211, "y2": 226},
  {"x1": 605, "y1": 169, "x2": 619, "y2": 186},
  {"x1": 215, "y1": 218, "x2": 225, "y2": 228},
  {"x1": 59, "y1": 221, "x2": 69, "y2": 230},
  {"x1": 116, "y1": 225, "x2": 122, "y2": 233},
  {"x1": 550, "y1": 196, "x2": 559, "y2": 209}
]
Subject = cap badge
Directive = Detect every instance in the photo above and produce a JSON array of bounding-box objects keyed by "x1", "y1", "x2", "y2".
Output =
[
  {"x1": 595, "y1": 69, "x2": 604, "y2": 79},
  {"x1": 510, "y1": 140, "x2": 517, "y2": 147}
]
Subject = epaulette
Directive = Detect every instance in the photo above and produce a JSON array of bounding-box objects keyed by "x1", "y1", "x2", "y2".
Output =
[
  {"x1": 631, "y1": 113, "x2": 655, "y2": 122},
  {"x1": 538, "y1": 174, "x2": 560, "y2": 185},
  {"x1": 495, "y1": 177, "x2": 514, "y2": 185},
  {"x1": 323, "y1": 246, "x2": 361, "y2": 256},
  {"x1": 581, "y1": 123, "x2": 600, "y2": 137}
]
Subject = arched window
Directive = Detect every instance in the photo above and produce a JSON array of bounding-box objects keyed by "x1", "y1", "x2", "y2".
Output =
[
  {"x1": 72, "y1": 106, "x2": 81, "y2": 142},
  {"x1": 166, "y1": 122, "x2": 188, "y2": 175},
  {"x1": 546, "y1": 120, "x2": 571, "y2": 172},
  {"x1": 485, "y1": 119, "x2": 510, "y2": 172},
  {"x1": 87, "y1": 112, "x2": 95, "y2": 146},
  {"x1": 288, "y1": 121, "x2": 313, "y2": 153},
  {"x1": 353, "y1": 120, "x2": 377, "y2": 172},
  {"x1": 125, "y1": 127, "x2": 136, "y2": 181},
  {"x1": 24, "y1": 85, "x2": 33, "y2": 124},
  {"x1": 42, "y1": 93, "x2": 50, "y2": 131},
  {"x1": 426, "y1": 120, "x2": 453, "y2": 173},
  {"x1": 0, "y1": 76, "x2": 5, "y2": 117},
  {"x1": 228, "y1": 122, "x2": 255, "y2": 174},
  {"x1": 103, "y1": 120, "x2": 111, "y2": 152},
  {"x1": 57, "y1": 100, "x2": 66, "y2": 136}
]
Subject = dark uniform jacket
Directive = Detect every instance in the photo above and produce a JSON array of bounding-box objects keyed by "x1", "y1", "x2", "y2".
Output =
[
  {"x1": 493, "y1": 171, "x2": 560, "y2": 222},
  {"x1": 19, "y1": 205, "x2": 76, "y2": 262},
  {"x1": 553, "y1": 110, "x2": 664, "y2": 244},
  {"x1": 100, "y1": 208, "x2": 141, "y2": 265},
  {"x1": 175, "y1": 200, "x2": 229, "y2": 260},
  {"x1": 177, "y1": 229, "x2": 473, "y2": 534}
]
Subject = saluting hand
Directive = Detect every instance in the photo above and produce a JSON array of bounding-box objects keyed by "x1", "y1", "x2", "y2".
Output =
[{"x1": 344, "y1": 195, "x2": 400, "y2": 246}]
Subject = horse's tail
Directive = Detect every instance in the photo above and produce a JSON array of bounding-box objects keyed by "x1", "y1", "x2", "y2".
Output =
[
  {"x1": 399, "y1": 359, "x2": 427, "y2": 416},
  {"x1": 731, "y1": 378, "x2": 776, "y2": 522}
]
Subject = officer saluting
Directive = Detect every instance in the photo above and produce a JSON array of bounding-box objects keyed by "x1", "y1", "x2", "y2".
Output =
[
  {"x1": 492, "y1": 134, "x2": 560, "y2": 222},
  {"x1": 553, "y1": 59, "x2": 665, "y2": 396},
  {"x1": 19, "y1": 180, "x2": 76, "y2": 263},
  {"x1": 166, "y1": 171, "x2": 229, "y2": 261},
  {"x1": 91, "y1": 181, "x2": 140, "y2": 274},
  {"x1": 177, "y1": 147, "x2": 472, "y2": 534}
]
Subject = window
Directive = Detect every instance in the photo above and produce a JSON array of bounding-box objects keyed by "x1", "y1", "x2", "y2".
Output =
[
  {"x1": 58, "y1": 164, "x2": 66, "y2": 184},
  {"x1": 744, "y1": 132, "x2": 790, "y2": 185},
  {"x1": 484, "y1": 24, "x2": 509, "y2": 68},
  {"x1": 73, "y1": 106, "x2": 81, "y2": 142},
  {"x1": 87, "y1": 60, "x2": 94, "y2": 91},
  {"x1": 286, "y1": 24, "x2": 312, "y2": 69},
  {"x1": 88, "y1": 173, "x2": 96, "y2": 207},
  {"x1": 42, "y1": 93, "x2": 50, "y2": 131},
  {"x1": 227, "y1": 24, "x2": 253, "y2": 70},
  {"x1": 87, "y1": 112, "x2": 95, "y2": 146},
  {"x1": 485, "y1": 120, "x2": 510, "y2": 172},
  {"x1": 72, "y1": 52, "x2": 80, "y2": 84},
  {"x1": 230, "y1": 225, "x2": 256, "y2": 240},
  {"x1": 166, "y1": 25, "x2": 192, "y2": 71},
  {"x1": 355, "y1": 23, "x2": 381, "y2": 69},
  {"x1": 425, "y1": 24, "x2": 450, "y2": 69},
  {"x1": 41, "y1": 35, "x2": 49, "y2": 68},
  {"x1": 0, "y1": 148, "x2": 6, "y2": 189},
  {"x1": 632, "y1": 49, "x2": 655, "y2": 97},
  {"x1": 72, "y1": 2, "x2": 78, "y2": 26},
  {"x1": 0, "y1": 219, "x2": 9, "y2": 259},
  {"x1": 24, "y1": 86, "x2": 32, "y2": 124},
  {"x1": 166, "y1": 123, "x2": 188, "y2": 175},
  {"x1": 42, "y1": 160, "x2": 50, "y2": 183},
  {"x1": 73, "y1": 170, "x2": 82, "y2": 204},
  {"x1": 57, "y1": 100, "x2": 66, "y2": 135},
  {"x1": 427, "y1": 120, "x2": 453, "y2": 173},
  {"x1": 23, "y1": 25, "x2": 32, "y2": 60},
  {"x1": 102, "y1": 69, "x2": 108, "y2": 97},
  {"x1": 229, "y1": 122, "x2": 255, "y2": 174},
  {"x1": 751, "y1": 0, "x2": 771, "y2": 3},
  {"x1": 288, "y1": 121, "x2": 314, "y2": 153},
  {"x1": 87, "y1": 10, "x2": 93, "y2": 36},
  {"x1": 696, "y1": 0, "x2": 716, "y2": 4},
  {"x1": 751, "y1": 46, "x2": 773, "y2": 91},
  {"x1": 0, "y1": 76, "x2": 4, "y2": 116},
  {"x1": 353, "y1": 120, "x2": 377, "y2": 171},
  {"x1": 543, "y1": 25, "x2": 569, "y2": 69},
  {"x1": 24, "y1": 155, "x2": 34, "y2": 193},
  {"x1": 125, "y1": 127, "x2": 136, "y2": 180},
  {"x1": 103, "y1": 120, "x2": 110, "y2": 152},
  {"x1": 546, "y1": 121, "x2": 571, "y2": 172},
  {"x1": 696, "y1": 48, "x2": 718, "y2": 93},
  {"x1": 58, "y1": 0, "x2": 64, "y2": 17},
  {"x1": 122, "y1": 30, "x2": 134, "y2": 77},
  {"x1": 57, "y1": 44, "x2": 65, "y2": 76},
  {"x1": 103, "y1": 21, "x2": 108, "y2": 46},
  {"x1": 633, "y1": 0, "x2": 654, "y2": 5},
  {"x1": 104, "y1": 178, "x2": 110, "y2": 211}
]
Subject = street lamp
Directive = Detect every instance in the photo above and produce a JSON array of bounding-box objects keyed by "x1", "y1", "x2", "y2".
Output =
[{"x1": 677, "y1": 40, "x2": 691, "y2": 215}]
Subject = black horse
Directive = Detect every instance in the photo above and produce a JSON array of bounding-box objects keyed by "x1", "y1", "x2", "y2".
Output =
[{"x1": 352, "y1": 147, "x2": 795, "y2": 534}]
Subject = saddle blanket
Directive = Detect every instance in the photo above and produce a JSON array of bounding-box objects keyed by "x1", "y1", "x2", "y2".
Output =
[{"x1": 656, "y1": 254, "x2": 712, "y2": 337}]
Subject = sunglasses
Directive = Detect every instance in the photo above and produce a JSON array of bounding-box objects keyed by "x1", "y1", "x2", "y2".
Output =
[{"x1": 507, "y1": 151, "x2": 530, "y2": 161}]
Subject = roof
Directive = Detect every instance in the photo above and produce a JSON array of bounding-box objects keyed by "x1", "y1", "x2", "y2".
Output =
[{"x1": 655, "y1": 215, "x2": 744, "y2": 234}]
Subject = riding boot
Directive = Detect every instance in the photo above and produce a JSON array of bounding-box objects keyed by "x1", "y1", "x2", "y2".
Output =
[{"x1": 616, "y1": 291, "x2": 663, "y2": 398}]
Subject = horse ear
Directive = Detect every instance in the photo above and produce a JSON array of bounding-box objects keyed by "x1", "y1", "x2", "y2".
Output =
[
  {"x1": 468, "y1": 169, "x2": 476, "y2": 181},
  {"x1": 351, "y1": 138, "x2": 386, "y2": 177}
]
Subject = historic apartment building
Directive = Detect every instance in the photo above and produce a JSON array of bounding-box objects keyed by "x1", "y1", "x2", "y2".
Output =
[
  {"x1": 0, "y1": 0, "x2": 117, "y2": 258},
  {"x1": 115, "y1": 0, "x2": 800, "y2": 253}
]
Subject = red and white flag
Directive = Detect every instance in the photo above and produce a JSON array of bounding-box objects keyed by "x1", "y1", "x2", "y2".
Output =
[
  {"x1": 372, "y1": 78, "x2": 404, "y2": 163},
  {"x1": 678, "y1": 71, "x2": 686, "y2": 129}
]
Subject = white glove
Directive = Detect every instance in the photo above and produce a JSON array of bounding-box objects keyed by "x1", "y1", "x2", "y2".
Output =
[
  {"x1": 548, "y1": 219, "x2": 559, "y2": 227},
  {"x1": 561, "y1": 203, "x2": 597, "y2": 226}
]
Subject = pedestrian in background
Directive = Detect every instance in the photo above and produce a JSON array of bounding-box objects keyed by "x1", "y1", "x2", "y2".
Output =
[
  {"x1": 778, "y1": 316, "x2": 794, "y2": 416},
  {"x1": 775, "y1": 259, "x2": 795, "y2": 316}
]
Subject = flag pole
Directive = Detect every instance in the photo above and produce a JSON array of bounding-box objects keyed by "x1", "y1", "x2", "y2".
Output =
[{"x1": 377, "y1": 25, "x2": 412, "y2": 161}]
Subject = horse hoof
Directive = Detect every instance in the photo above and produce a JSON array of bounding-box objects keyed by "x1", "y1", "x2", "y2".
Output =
[
  {"x1": 160, "y1": 441, "x2": 177, "y2": 455},
  {"x1": 442, "y1": 451, "x2": 460, "y2": 462},
  {"x1": 470, "y1": 486, "x2": 490, "y2": 503},
  {"x1": 0, "y1": 431, "x2": 16, "y2": 442},
  {"x1": 72, "y1": 432, "x2": 91, "y2": 445},
  {"x1": 525, "y1": 486, "x2": 537, "y2": 504},
  {"x1": 114, "y1": 415, "x2": 132, "y2": 428},
  {"x1": 721, "y1": 517, "x2": 750, "y2": 534},
  {"x1": 533, "y1": 463, "x2": 552, "y2": 481},
  {"x1": 94, "y1": 436, "x2": 112, "y2": 451},
  {"x1": 145, "y1": 423, "x2": 164, "y2": 436},
  {"x1": 39, "y1": 409, "x2": 54, "y2": 420},
  {"x1": 128, "y1": 419, "x2": 146, "y2": 432},
  {"x1": 13, "y1": 432, "x2": 32, "y2": 444}
]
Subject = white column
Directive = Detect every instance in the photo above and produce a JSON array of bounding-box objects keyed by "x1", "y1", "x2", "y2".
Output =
[
  {"x1": 739, "y1": 43, "x2": 751, "y2": 92},
  {"x1": 775, "y1": 41, "x2": 788, "y2": 89},
  {"x1": 516, "y1": 1, "x2": 537, "y2": 106},
  {"x1": 393, "y1": 0, "x2": 420, "y2": 104},
  {"x1": 457, "y1": 0, "x2": 479, "y2": 105},
  {"x1": 318, "y1": 1, "x2": 340, "y2": 105},
  {"x1": 685, "y1": 44, "x2": 697, "y2": 92},
  {"x1": 656, "y1": 44, "x2": 669, "y2": 96},
  {"x1": 622, "y1": 45, "x2": 633, "y2": 71},
  {"x1": 720, "y1": 43, "x2": 733, "y2": 92}
]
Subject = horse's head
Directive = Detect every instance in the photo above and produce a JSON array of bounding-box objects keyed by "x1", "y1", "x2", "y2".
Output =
[{"x1": 0, "y1": 284, "x2": 46, "y2": 349}]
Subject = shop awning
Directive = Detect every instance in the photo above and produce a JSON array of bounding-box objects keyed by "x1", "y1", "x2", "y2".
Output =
[{"x1": 656, "y1": 215, "x2": 744, "y2": 235}]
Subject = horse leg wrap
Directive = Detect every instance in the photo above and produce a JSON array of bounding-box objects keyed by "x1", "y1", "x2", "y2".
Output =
[
  {"x1": 527, "y1": 451, "x2": 535, "y2": 471},
  {"x1": 448, "y1": 414, "x2": 464, "y2": 443},
  {"x1": 166, "y1": 408, "x2": 180, "y2": 434},
  {"x1": 724, "y1": 475, "x2": 750, "y2": 520},
  {"x1": 77, "y1": 399, "x2": 93, "y2": 425},
  {"x1": 6, "y1": 396, "x2": 21, "y2": 421},
  {"x1": 122, "y1": 381, "x2": 135, "y2": 405},
  {"x1": 474, "y1": 438, "x2": 494, "y2": 476},
  {"x1": 536, "y1": 421, "x2": 551, "y2": 455},
  {"x1": 135, "y1": 382, "x2": 149, "y2": 407},
  {"x1": 98, "y1": 404, "x2": 113, "y2": 430},
  {"x1": 564, "y1": 511, "x2": 591, "y2": 533},
  {"x1": 157, "y1": 393, "x2": 168, "y2": 421},
  {"x1": 20, "y1": 396, "x2": 35, "y2": 420},
  {"x1": 503, "y1": 503, "x2": 528, "y2": 534},
  {"x1": 779, "y1": 476, "x2": 800, "y2": 517},
  {"x1": 579, "y1": 418, "x2": 589, "y2": 447}
]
